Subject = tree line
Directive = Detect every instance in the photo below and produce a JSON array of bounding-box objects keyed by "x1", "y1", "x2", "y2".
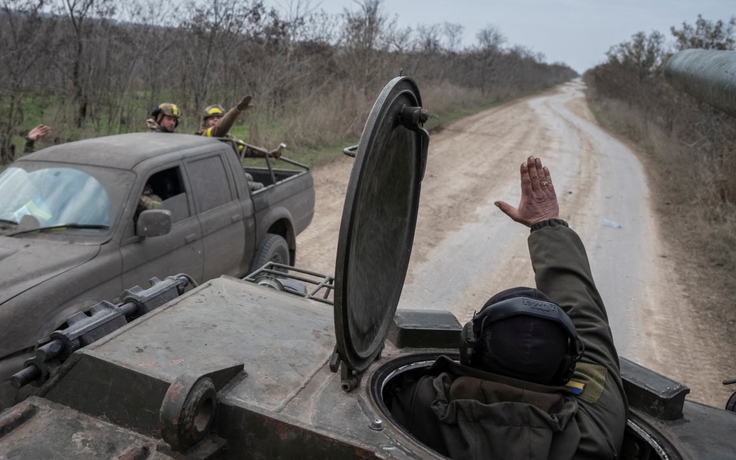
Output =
[
  {"x1": 584, "y1": 15, "x2": 736, "y2": 205},
  {"x1": 0, "y1": 0, "x2": 576, "y2": 164},
  {"x1": 584, "y1": 14, "x2": 736, "y2": 342}
]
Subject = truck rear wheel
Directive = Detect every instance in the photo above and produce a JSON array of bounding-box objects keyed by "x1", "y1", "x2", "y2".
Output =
[{"x1": 251, "y1": 233, "x2": 290, "y2": 272}]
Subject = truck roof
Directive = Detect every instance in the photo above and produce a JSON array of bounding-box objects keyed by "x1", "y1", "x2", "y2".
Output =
[{"x1": 18, "y1": 133, "x2": 222, "y2": 170}]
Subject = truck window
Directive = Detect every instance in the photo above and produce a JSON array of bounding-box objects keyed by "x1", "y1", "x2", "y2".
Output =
[
  {"x1": 145, "y1": 167, "x2": 189, "y2": 223},
  {"x1": 0, "y1": 166, "x2": 110, "y2": 227},
  {"x1": 186, "y1": 155, "x2": 234, "y2": 212}
]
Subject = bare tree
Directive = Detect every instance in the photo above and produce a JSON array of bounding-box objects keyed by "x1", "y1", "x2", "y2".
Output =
[
  {"x1": 671, "y1": 14, "x2": 736, "y2": 51},
  {"x1": 415, "y1": 24, "x2": 441, "y2": 53},
  {"x1": 119, "y1": 0, "x2": 181, "y2": 123},
  {"x1": 55, "y1": 0, "x2": 115, "y2": 127},
  {"x1": 475, "y1": 24, "x2": 506, "y2": 96},
  {"x1": 180, "y1": 0, "x2": 263, "y2": 109},
  {"x1": 443, "y1": 22, "x2": 464, "y2": 52},
  {"x1": 606, "y1": 31, "x2": 666, "y2": 80},
  {"x1": 339, "y1": 0, "x2": 398, "y2": 93},
  {"x1": 0, "y1": 0, "x2": 53, "y2": 162}
]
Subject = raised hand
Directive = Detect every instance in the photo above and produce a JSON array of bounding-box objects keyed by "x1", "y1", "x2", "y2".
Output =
[
  {"x1": 27, "y1": 124, "x2": 51, "y2": 141},
  {"x1": 495, "y1": 156, "x2": 559, "y2": 227},
  {"x1": 237, "y1": 96, "x2": 252, "y2": 111}
]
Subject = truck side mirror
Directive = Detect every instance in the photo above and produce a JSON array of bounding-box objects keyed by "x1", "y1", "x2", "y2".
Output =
[{"x1": 136, "y1": 209, "x2": 172, "y2": 237}]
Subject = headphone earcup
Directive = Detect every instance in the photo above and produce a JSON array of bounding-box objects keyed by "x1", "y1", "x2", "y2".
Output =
[
  {"x1": 459, "y1": 320, "x2": 475, "y2": 366},
  {"x1": 152, "y1": 108, "x2": 163, "y2": 124},
  {"x1": 552, "y1": 337, "x2": 584, "y2": 385},
  {"x1": 553, "y1": 354, "x2": 574, "y2": 385}
]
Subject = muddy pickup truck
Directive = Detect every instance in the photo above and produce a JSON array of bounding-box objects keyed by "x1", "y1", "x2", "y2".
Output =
[{"x1": 0, "y1": 132, "x2": 314, "y2": 406}]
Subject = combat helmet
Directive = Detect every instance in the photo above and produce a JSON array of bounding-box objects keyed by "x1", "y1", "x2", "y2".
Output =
[
  {"x1": 152, "y1": 103, "x2": 181, "y2": 127},
  {"x1": 203, "y1": 105, "x2": 225, "y2": 120}
]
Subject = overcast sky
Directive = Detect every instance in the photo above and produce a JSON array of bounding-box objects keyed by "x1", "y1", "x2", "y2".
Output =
[{"x1": 300, "y1": 0, "x2": 734, "y2": 73}]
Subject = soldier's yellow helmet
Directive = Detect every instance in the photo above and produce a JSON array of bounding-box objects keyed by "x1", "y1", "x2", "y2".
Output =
[
  {"x1": 203, "y1": 105, "x2": 225, "y2": 120},
  {"x1": 153, "y1": 103, "x2": 181, "y2": 126}
]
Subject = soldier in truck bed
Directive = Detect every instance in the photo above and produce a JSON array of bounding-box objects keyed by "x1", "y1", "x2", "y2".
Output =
[
  {"x1": 390, "y1": 156, "x2": 627, "y2": 460},
  {"x1": 196, "y1": 96, "x2": 281, "y2": 160},
  {"x1": 146, "y1": 103, "x2": 181, "y2": 133}
]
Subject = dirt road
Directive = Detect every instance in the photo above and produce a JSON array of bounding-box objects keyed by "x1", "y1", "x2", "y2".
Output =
[{"x1": 296, "y1": 79, "x2": 732, "y2": 406}]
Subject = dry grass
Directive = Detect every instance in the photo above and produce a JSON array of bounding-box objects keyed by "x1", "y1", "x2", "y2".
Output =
[
  {"x1": 276, "y1": 83, "x2": 374, "y2": 151},
  {"x1": 422, "y1": 82, "x2": 487, "y2": 115},
  {"x1": 242, "y1": 81, "x2": 501, "y2": 169},
  {"x1": 270, "y1": 80, "x2": 493, "y2": 150}
]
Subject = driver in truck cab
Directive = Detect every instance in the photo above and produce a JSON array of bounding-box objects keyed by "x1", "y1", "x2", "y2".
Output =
[{"x1": 390, "y1": 156, "x2": 627, "y2": 459}]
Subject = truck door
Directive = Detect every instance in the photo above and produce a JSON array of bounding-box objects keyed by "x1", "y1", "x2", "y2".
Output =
[
  {"x1": 121, "y1": 165, "x2": 204, "y2": 287},
  {"x1": 185, "y1": 152, "x2": 248, "y2": 279}
]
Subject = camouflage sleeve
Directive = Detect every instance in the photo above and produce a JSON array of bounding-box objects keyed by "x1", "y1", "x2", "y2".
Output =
[
  {"x1": 146, "y1": 118, "x2": 162, "y2": 132},
  {"x1": 137, "y1": 186, "x2": 162, "y2": 216},
  {"x1": 139, "y1": 195, "x2": 161, "y2": 211},
  {"x1": 23, "y1": 137, "x2": 35, "y2": 154},
  {"x1": 243, "y1": 144, "x2": 270, "y2": 158}
]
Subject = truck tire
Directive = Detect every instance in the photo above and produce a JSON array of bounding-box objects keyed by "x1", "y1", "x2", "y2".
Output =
[{"x1": 251, "y1": 233, "x2": 290, "y2": 272}]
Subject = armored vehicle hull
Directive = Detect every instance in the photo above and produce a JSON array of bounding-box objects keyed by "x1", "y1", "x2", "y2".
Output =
[{"x1": 1, "y1": 275, "x2": 735, "y2": 459}]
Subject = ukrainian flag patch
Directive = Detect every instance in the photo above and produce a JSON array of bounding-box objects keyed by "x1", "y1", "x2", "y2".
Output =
[{"x1": 566, "y1": 380, "x2": 585, "y2": 395}]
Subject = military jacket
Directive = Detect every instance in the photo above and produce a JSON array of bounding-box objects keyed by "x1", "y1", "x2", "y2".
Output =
[
  {"x1": 390, "y1": 223, "x2": 627, "y2": 459},
  {"x1": 23, "y1": 138, "x2": 36, "y2": 154},
  {"x1": 146, "y1": 118, "x2": 164, "y2": 133}
]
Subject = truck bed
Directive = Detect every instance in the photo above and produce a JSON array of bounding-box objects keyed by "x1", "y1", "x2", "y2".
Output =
[
  {"x1": 245, "y1": 165, "x2": 315, "y2": 240},
  {"x1": 245, "y1": 167, "x2": 303, "y2": 189}
]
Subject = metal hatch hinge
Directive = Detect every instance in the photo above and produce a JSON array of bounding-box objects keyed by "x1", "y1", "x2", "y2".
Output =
[
  {"x1": 398, "y1": 105, "x2": 429, "y2": 128},
  {"x1": 399, "y1": 105, "x2": 430, "y2": 182},
  {"x1": 329, "y1": 345, "x2": 387, "y2": 393},
  {"x1": 329, "y1": 347, "x2": 361, "y2": 392}
]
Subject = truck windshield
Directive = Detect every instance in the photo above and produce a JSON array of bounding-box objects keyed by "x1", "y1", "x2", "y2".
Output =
[{"x1": 0, "y1": 165, "x2": 127, "y2": 231}]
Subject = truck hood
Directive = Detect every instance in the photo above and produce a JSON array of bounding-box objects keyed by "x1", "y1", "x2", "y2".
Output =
[{"x1": 0, "y1": 236, "x2": 100, "y2": 305}]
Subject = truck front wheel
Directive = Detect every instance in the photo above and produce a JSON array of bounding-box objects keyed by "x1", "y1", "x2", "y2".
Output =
[{"x1": 251, "y1": 233, "x2": 290, "y2": 272}]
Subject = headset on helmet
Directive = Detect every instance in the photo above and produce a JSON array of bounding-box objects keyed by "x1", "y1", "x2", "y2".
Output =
[
  {"x1": 203, "y1": 105, "x2": 225, "y2": 120},
  {"x1": 152, "y1": 103, "x2": 181, "y2": 127},
  {"x1": 459, "y1": 296, "x2": 585, "y2": 385}
]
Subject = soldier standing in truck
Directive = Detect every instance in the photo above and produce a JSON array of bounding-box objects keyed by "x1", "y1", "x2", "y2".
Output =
[
  {"x1": 146, "y1": 103, "x2": 181, "y2": 133},
  {"x1": 196, "y1": 96, "x2": 282, "y2": 160}
]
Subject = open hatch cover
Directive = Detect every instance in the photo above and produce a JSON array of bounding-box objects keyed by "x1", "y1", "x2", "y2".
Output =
[{"x1": 333, "y1": 76, "x2": 430, "y2": 382}]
